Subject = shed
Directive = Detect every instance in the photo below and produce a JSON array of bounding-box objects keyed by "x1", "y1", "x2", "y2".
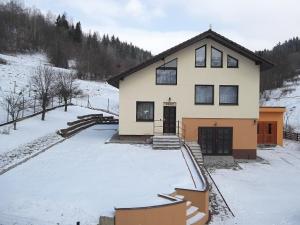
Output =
[{"x1": 258, "y1": 107, "x2": 286, "y2": 146}]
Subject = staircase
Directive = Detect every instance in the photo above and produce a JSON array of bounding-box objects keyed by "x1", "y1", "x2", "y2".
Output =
[
  {"x1": 152, "y1": 135, "x2": 181, "y2": 150},
  {"x1": 186, "y1": 142, "x2": 203, "y2": 165},
  {"x1": 166, "y1": 192, "x2": 206, "y2": 225}
]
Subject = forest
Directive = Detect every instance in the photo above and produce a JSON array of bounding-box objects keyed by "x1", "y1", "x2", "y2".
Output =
[
  {"x1": 257, "y1": 37, "x2": 300, "y2": 91},
  {"x1": 0, "y1": 1, "x2": 152, "y2": 80}
]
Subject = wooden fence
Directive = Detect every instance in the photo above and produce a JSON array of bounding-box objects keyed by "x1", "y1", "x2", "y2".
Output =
[{"x1": 284, "y1": 131, "x2": 300, "y2": 142}]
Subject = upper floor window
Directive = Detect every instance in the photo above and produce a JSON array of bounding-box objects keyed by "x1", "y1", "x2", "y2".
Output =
[
  {"x1": 219, "y1": 85, "x2": 238, "y2": 105},
  {"x1": 211, "y1": 47, "x2": 223, "y2": 68},
  {"x1": 227, "y1": 55, "x2": 238, "y2": 68},
  {"x1": 195, "y1": 85, "x2": 214, "y2": 105},
  {"x1": 156, "y1": 59, "x2": 177, "y2": 85},
  {"x1": 136, "y1": 101, "x2": 154, "y2": 121},
  {"x1": 195, "y1": 45, "x2": 206, "y2": 67}
]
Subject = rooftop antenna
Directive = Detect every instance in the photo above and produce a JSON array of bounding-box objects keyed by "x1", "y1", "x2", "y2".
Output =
[{"x1": 209, "y1": 24, "x2": 212, "y2": 30}]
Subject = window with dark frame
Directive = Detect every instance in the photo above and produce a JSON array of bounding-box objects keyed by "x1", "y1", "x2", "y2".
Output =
[
  {"x1": 156, "y1": 59, "x2": 177, "y2": 85},
  {"x1": 219, "y1": 85, "x2": 238, "y2": 105},
  {"x1": 195, "y1": 45, "x2": 206, "y2": 67},
  {"x1": 211, "y1": 47, "x2": 223, "y2": 68},
  {"x1": 195, "y1": 85, "x2": 214, "y2": 105},
  {"x1": 136, "y1": 101, "x2": 154, "y2": 121},
  {"x1": 227, "y1": 55, "x2": 239, "y2": 68}
]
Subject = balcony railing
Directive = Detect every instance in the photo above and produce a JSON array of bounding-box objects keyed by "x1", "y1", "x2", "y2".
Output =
[{"x1": 153, "y1": 119, "x2": 185, "y2": 141}]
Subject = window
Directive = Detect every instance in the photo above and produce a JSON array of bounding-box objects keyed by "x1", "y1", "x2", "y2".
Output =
[
  {"x1": 195, "y1": 85, "x2": 214, "y2": 105},
  {"x1": 156, "y1": 59, "x2": 177, "y2": 85},
  {"x1": 195, "y1": 45, "x2": 206, "y2": 67},
  {"x1": 136, "y1": 102, "x2": 154, "y2": 121},
  {"x1": 227, "y1": 55, "x2": 238, "y2": 68},
  {"x1": 219, "y1": 85, "x2": 238, "y2": 105},
  {"x1": 211, "y1": 47, "x2": 223, "y2": 68}
]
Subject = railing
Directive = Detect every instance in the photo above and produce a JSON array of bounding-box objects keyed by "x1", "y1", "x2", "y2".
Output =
[
  {"x1": 153, "y1": 120, "x2": 186, "y2": 141},
  {"x1": 284, "y1": 131, "x2": 300, "y2": 142}
]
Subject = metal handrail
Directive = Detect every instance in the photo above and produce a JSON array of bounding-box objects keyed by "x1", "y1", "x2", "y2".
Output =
[{"x1": 153, "y1": 119, "x2": 186, "y2": 143}]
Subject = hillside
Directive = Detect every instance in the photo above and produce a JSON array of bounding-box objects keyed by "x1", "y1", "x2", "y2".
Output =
[
  {"x1": 0, "y1": 53, "x2": 119, "y2": 124},
  {"x1": 261, "y1": 74, "x2": 300, "y2": 132},
  {"x1": 0, "y1": 1, "x2": 152, "y2": 80}
]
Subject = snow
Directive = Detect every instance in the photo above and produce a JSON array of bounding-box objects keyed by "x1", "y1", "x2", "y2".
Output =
[
  {"x1": 261, "y1": 75, "x2": 300, "y2": 132},
  {"x1": 210, "y1": 140, "x2": 300, "y2": 225},
  {"x1": 0, "y1": 124, "x2": 196, "y2": 225},
  {"x1": 0, "y1": 53, "x2": 119, "y2": 123},
  {"x1": 0, "y1": 105, "x2": 106, "y2": 153}
]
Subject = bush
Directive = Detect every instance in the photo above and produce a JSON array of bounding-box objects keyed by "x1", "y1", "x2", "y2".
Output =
[{"x1": 0, "y1": 57, "x2": 7, "y2": 65}]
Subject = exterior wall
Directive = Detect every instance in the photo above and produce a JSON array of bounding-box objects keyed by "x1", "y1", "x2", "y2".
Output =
[
  {"x1": 259, "y1": 108, "x2": 285, "y2": 146},
  {"x1": 119, "y1": 38, "x2": 260, "y2": 135},
  {"x1": 182, "y1": 118, "x2": 257, "y2": 159},
  {"x1": 115, "y1": 201, "x2": 186, "y2": 225}
]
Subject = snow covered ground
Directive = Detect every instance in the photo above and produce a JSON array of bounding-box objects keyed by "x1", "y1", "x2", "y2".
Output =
[
  {"x1": 0, "y1": 53, "x2": 119, "y2": 124},
  {"x1": 261, "y1": 75, "x2": 300, "y2": 132},
  {"x1": 0, "y1": 124, "x2": 196, "y2": 225},
  {"x1": 0, "y1": 105, "x2": 105, "y2": 153},
  {"x1": 210, "y1": 140, "x2": 300, "y2": 225}
]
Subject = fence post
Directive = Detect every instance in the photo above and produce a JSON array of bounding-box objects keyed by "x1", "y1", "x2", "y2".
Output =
[
  {"x1": 33, "y1": 95, "x2": 36, "y2": 113},
  {"x1": 7, "y1": 102, "x2": 9, "y2": 122},
  {"x1": 107, "y1": 98, "x2": 110, "y2": 112},
  {"x1": 22, "y1": 96, "x2": 25, "y2": 117}
]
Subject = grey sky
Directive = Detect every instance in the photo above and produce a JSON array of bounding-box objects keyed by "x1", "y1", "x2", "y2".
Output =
[{"x1": 24, "y1": 0, "x2": 300, "y2": 54}]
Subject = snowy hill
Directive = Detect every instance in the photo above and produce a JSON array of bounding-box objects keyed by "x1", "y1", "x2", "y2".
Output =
[
  {"x1": 0, "y1": 53, "x2": 119, "y2": 124},
  {"x1": 261, "y1": 75, "x2": 300, "y2": 132}
]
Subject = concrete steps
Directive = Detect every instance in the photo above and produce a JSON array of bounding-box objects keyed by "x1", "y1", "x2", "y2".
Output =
[
  {"x1": 153, "y1": 135, "x2": 181, "y2": 150},
  {"x1": 186, "y1": 142, "x2": 203, "y2": 165}
]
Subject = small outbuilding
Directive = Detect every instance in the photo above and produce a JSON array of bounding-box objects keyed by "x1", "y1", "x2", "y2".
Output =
[{"x1": 258, "y1": 107, "x2": 285, "y2": 146}]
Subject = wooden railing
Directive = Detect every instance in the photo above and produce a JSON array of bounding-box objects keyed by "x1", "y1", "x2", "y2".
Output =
[{"x1": 284, "y1": 131, "x2": 300, "y2": 142}]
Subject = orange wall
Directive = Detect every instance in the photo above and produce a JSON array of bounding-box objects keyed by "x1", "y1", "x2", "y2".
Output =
[
  {"x1": 182, "y1": 118, "x2": 257, "y2": 150},
  {"x1": 259, "y1": 111, "x2": 284, "y2": 146},
  {"x1": 115, "y1": 201, "x2": 186, "y2": 225}
]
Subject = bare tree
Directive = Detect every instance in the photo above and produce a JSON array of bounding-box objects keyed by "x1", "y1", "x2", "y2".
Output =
[
  {"x1": 31, "y1": 65, "x2": 56, "y2": 120},
  {"x1": 56, "y1": 71, "x2": 81, "y2": 111},
  {"x1": 1, "y1": 89, "x2": 27, "y2": 130}
]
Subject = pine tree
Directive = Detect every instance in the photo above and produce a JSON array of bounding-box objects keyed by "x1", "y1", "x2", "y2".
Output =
[{"x1": 73, "y1": 22, "x2": 82, "y2": 43}]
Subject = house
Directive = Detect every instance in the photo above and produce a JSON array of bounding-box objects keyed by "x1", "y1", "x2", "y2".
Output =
[{"x1": 108, "y1": 29, "x2": 274, "y2": 159}]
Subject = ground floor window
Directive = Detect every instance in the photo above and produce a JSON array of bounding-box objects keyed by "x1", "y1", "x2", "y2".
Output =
[{"x1": 136, "y1": 101, "x2": 154, "y2": 121}]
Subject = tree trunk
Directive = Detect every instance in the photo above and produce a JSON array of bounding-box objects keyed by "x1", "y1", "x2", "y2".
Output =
[
  {"x1": 13, "y1": 120, "x2": 17, "y2": 130},
  {"x1": 41, "y1": 106, "x2": 46, "y2": 120},
  {"x1": 64, "y1": 97, "x2": 68, "y2": 112}
]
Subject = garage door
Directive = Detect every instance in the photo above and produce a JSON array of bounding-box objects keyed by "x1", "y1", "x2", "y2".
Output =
[{"x1": 198, "y1": 127, "x2": 233, "y2": 155}]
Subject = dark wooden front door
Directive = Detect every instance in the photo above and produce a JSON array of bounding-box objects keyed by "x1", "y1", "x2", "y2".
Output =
[
  {"x1": 163, "y1": 106, "x2": 176, "y2": 134},
  {"x1": 257, "y1": 121, "x2": 277, "y2": 145},
  {"x1": 198, "y1": 127, "x2": 233, "y2": 155}
]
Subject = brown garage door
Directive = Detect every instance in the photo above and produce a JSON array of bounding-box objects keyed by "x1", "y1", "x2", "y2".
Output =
[
  {"x1": 198, "y1": 127, "x2": 233, "y2": 155},
  {"x1": 257, "y1": 121, "x2": 277, "y2": 145}
]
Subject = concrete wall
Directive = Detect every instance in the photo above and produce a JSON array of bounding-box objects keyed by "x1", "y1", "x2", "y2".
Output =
[
  {"x1": 119, "y1": 38, "x2": 260, "y2": 135},
  {"x1": 115, "y1": 201, "x2": 186, "y2": 225}
]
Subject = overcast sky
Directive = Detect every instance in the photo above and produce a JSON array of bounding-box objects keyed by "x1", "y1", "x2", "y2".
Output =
[{"x1": 24, "y1": 0, "x2": 300, "y2": 54}]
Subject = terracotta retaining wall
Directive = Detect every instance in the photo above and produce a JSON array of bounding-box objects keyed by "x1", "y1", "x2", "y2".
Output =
[{"x1": 115, "y1": 201, "x2": 186, "y2": 225}]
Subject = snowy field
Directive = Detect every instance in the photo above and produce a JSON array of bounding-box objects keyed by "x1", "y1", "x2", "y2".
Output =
[
  {"x1": 0, "y1": 125, "x2": 196, "y2": 225},
  {"x1": 0, "y1": 53, "x2": 119, "y2": 124},
  {"x1": 210, "y1": 140, "x2": 300, "y2": 225},
  {"x1": 0, "y1": 105, "x2": 105, "y2": 153},
  {"x1": 261, "y1": 75, "x2": 300, "y2": 132}
]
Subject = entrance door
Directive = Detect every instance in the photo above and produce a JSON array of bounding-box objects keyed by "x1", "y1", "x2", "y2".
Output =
[
  {"x1": 163, "y1": 106, "x2": 176, "y2": 134},
  {"x1": 257, "y1": 122, "x2": 277, "y2": 145},
  {"x1": 198, "y1": 127, "x2": 233, "y2": 155}
]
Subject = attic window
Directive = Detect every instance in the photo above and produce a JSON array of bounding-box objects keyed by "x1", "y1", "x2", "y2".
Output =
[
  {"x1": 211, "y1": 47, "x2": 223, "y2": 68},
  {"x1": 195, "y1": 45, "x2": 206, "y2": 67},
  {"x1": 156, "y1": 59, "x2": 177, "y2": 85},
  {"x1": 227, "y1": 55, "x2": 239, "y2": 68}
]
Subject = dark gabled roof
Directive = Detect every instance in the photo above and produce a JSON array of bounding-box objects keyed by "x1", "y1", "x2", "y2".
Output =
[{"x1": 108, "y1": 29, "x2": 274, "y2": 88}]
